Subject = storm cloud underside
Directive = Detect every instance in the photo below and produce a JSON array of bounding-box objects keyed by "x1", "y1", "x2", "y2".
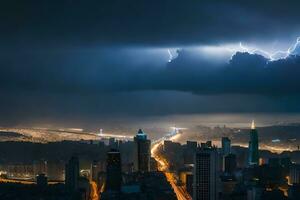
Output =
[{"x1": 1, "y1": 0, "x2": 300, "y2": 126}]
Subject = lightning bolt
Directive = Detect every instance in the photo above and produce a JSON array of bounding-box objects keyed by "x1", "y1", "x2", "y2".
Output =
[
  {"x1": 239, "y1": 42, "x2": 249, "y2": 52},
  {"x1": 236, "y1": 37, "x2": 300, "y2": 61},
  {"x1": 239, "y1": 42, "x2": 283, "y2": 60},
  {"x1": 167, "y1": 49, "x2": 173, "y2": 62},
  {"x1": 287, "y1": 37, "x2": 300, "y2": 54}
]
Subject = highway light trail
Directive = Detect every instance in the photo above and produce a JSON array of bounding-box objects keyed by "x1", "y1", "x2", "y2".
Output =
[{"x1": 151, "y1": 128, "x2": 191, "y2": 200}]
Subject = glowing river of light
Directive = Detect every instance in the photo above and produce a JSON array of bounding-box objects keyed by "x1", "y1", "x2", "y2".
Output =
[{"x1": 151, "y1": 130, "x2": 192, "y2": 200}]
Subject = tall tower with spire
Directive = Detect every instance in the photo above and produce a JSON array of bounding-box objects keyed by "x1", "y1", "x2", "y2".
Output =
[{"x1": 248, "y1": 120, "x2": 259, "y2": 166}]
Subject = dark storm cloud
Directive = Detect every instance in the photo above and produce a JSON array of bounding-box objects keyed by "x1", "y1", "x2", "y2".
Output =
[
  {"x1": 1, "y1": 47, "x2": 300, "y2": 95},
  {"x1": 1, "y1": 0, "x2": 300, "y2": 46},
  {"x1": 2, "y1": 0, "x2": 300, "y2": 126},
  {"x1": 1, "y1": 47, "x2": 300, "y2": 126},
  {"x1": 155, "y1": 51, "x2": 300, "y2": 95}
]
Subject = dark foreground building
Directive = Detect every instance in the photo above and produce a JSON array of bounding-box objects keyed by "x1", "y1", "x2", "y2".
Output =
[
  {"x1": 65, "y1": 156, "x2": 79, "y2": 192},
  {"x1": 101, "y1": 171, "x2": 177, "y2": 200},
  {"x1": 193, "y1": 146, "x2": 219, "y2": 200},
  {"x1": 134, "y1": 129, "x2": 151, "y2": 172},
  {"x1": 105, "y1": 149, "x2": 122, "y2": 192}
]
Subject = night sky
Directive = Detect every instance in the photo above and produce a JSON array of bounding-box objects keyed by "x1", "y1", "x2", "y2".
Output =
[{"x1": 1, "y1": 0, "x2": 300, "y2": 127}]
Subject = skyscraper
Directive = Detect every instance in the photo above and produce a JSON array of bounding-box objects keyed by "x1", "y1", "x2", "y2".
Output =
[
  {"x1": 248, "y1": 120, "x2": 259, "y2": 166},
  {"x1": 36, "y1": 173, "x2": 48, "y2": 189},
  {"x1": 65, "y1": 156, "x2": 79, "y2": 192},
  {"x1": 184, "y1": 141, "x2": 198, "y2": 164},
  {"x1": 134, "y1": 129, "x2": 151, "y2": 172},
  {"x1": 224, "y1": 153, "x2": 237, "y2": 174},
  {"x1": 106, "y1": 149, "x2": 122, "y2": 191},
  {"x1": 221, "y1": 137, "x2": 231, "y2": 156},
  {"x1": 193, "y1": 146, "x2": 220, "y2": 200},
  {"x1": 289, "y1": 164, "x2": 300, "y2": 185}
]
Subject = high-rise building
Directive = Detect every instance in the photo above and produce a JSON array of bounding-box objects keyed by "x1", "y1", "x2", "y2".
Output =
[
  {"x1": 134, "y1": 129, "x2": 151, "y2": 172},
  {"x1": 247, "y1": 187, "x2": 263, "y2": 200},
  {"x1": 289, "y1": 164, "x2": 300, "y2": 185},
  {"x1": 65, "y1": 156, "x2": 80, "y2": 192},
  {"x1": 106, "y1": 149, "x2": 122, "y2": 191},
  {"x1": 288, "y1": 184, "x2": 300, "y2": 200},
  {"x1": 186, "y1": 174, "x2": 193, "y2": 197},
  {"x1": 224, "y1": 153, "x2": 237, "y2": 174},
  {"x1": 47, "y1": 160, "x2": 65, "y2": 181},
  {"x1": 36, "y1": 173, "x2": 48, "y2": 189},
  {"x1": 150, "y1": 157, "x2": 158, "y2": 171},
  {"x1": 220, "y1": 179, "x2": 237, "y2": 198},
  {"x1": 184, "y1": 141, "x2": 198, "y2": 164},
  {"x1": 281, "y1": 157, "x2": 292, "y2": 168},
  {"x1": 221, "y1": 137, "x2": 231, "y2": 156},
  {"x1": 248, "y1": 120, "x2": 259, "y2": 166},
  {"x1": 187, "y1": 141, "x2": 198, "y2": 149},
  {"x1": 78, "y1": 177, "x2": 91, "y2": 200},
  {"x1": 193, "y1": 146, "x2": 220, "y2": 200},
  {"x1": 268, "y1": 158, "x2": 280, "y2": 167}
]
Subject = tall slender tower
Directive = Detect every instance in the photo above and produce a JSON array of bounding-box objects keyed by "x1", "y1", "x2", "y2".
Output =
[
  {"x1": 248, "y1": 120, "x2": 259, "y2": 166},
  {"x1": 134, "y1": 129, "x2": 151, "y2": 172}
]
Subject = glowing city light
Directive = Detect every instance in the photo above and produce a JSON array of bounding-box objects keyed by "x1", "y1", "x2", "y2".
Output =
[{"x1": 251, "y1": 120, "x2": 255, "y2": 130}]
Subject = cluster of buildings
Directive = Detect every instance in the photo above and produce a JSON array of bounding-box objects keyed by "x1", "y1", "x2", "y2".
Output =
[
  {"x1": 100, "y1": 129, "x2": 175, "y2": 199},
  {"x1": 0, "y1": 129, "x2": 173, "y2": 200},
  {"x1": 63, "y1": 129, "x2": 176, "y2": 200},
  {"x1": 159, "y1": 121, "x2": 300, "y2": 200},
  {"x1": 1, "y1": 160, "x2": 65, "y2": 181},
  {"x1": 2, "y1": 122, "x2": 300, "y2": 200}
]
